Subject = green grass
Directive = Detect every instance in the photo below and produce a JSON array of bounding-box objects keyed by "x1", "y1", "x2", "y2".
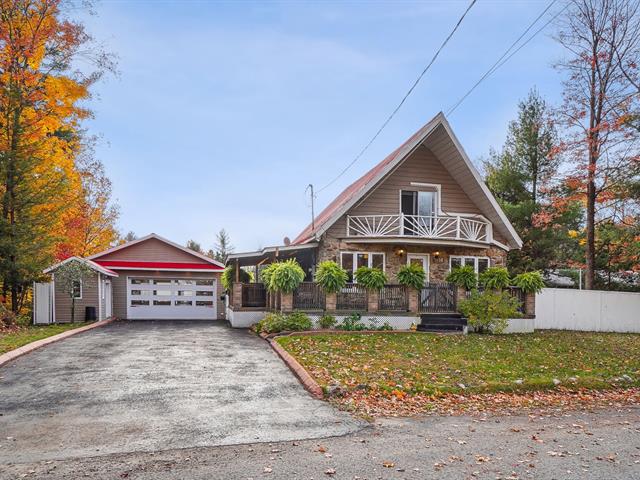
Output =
[
  {"x1": 0, "y1": 323, "x2": 89, "y2": 355},
  {"x1": 277, "y1": 331, "x2": 640, "y2": 396}
]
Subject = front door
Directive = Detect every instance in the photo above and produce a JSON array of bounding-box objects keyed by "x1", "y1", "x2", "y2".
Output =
[{"x1": 407, "y1": 254, "x2": 430, "y2": 283}]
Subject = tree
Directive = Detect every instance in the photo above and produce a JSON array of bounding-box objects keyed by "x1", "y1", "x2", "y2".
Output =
[
  {"x1": 213, "y1": 229, "x2": 233, "y2": 263},
  {"x1": 0, "y1": 0, "x2": 115, "y2": 311},
  {"x1": 484, "y1": 89, "x2": 581, "y2": 273},
  {"x1": 120, "y1": 231, "x2": 137, "y2": 244},
  {"x1": 55, "y1": 259, "x2": 94, "y2": 323},
  {"x1": 186, "y1": 239, "x2": 202, "y2": 253},
  {"x1": 554, "y1": 0, "x2": 640, "y2": 289}
]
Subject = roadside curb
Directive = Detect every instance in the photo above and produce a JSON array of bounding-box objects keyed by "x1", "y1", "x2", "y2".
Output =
[
  {"x1": 0, "y1": 317, "x2": 117, "y2": 368},
  {"x1": 267, "y1": 336, "x2": 324, "y2": 399}
]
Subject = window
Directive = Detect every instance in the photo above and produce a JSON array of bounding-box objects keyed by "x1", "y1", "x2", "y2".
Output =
[
  {"x1": 154, "y1": 279, "x2": 172, "y2": 285},
  {"x1": 72, "y1": 280, "x2": 82, "y2": 299},
  {"x1": 153, "y1": 300, "x2": 171, "y2": 306},
  {"x1": 178, "y1": 290, "x2": 194, "y2": 296},
  {"x1": 449, "y1": 256, "x2": 490, "y2": 274},
  {"x1": 154, "y1": 290, "x2": 172, "y2": 296},
  {"x1": 340, "y1": 252, "x2": 385, "y2": 282},
  {"x1": 196, "y1": 301, "x2": 214, "y2": 307},
  {"x1": 176, "y1": 279, "x2": 195, "y2": 285},
  {"x1": 196, "y1": 279, "x2": 214, "y2": 286},
  {"x1": 131, "y1": 300, "x2": 149, "y2": 306},
  {"x1": 175, "y1": 300, "x2": 193, "y2": 306},
  {"x1": 196, "y1": 290, "x2": 214, "y2": 296},
  {"x1": 131, "y1": 279, "x2": 150, "y2": 285}
]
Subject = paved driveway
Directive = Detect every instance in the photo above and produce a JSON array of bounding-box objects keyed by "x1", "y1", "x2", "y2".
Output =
[{"x1": 0, "y1": 321, "x2": 362, "y2": 463}]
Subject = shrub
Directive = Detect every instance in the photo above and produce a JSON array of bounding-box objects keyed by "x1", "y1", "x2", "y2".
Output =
[
  {"x1": 318, "y1": 314, "x2": 337, "y2": 329},
  {"x1": 446, "y1": 265, "x2": 477, "y2": 290},
  {"x1": 478, "y1": 267, "x2": 511, "y2": 290},
  {"x1": 0, "y1": 303, "x2": 17, "y2": 328},
  {"x1": 315, "y1": 261, "x2": 348, "y2": 293},
  {"x1": 254, "y1": 311, "x2": 312, "y2": 334},
  {"x1": 397, "y1": 263, "x2": 426, "y2": 290},
  {"x1": 221, "y1": 265, "x2": 252, "y2": 290},
  {"x1": 354, "y1": 267, "x2": 387, "y2": 290},
  {"x1": 511, "y1": 271, "x2": 545, "y2": 293},
  {"x1": 370, "y1": 319, "x2": 393, "y2": 331},
  {"x1": 337, "y1": 312, "x2": 367, "y2": 331},
  {"x1": 269, "y1": 259, "x2": 306, "y2": 293},
  {"x1": 458, "y1": 289, "x2": 520, "y2": 334},
  {"x1": 260, "y1": 263, "x2": 277, "y2": 290}
]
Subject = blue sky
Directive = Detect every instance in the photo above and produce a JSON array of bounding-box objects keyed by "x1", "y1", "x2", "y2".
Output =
[{"x1": 81, "y1": 0, "x2": 566, "y2": 252}]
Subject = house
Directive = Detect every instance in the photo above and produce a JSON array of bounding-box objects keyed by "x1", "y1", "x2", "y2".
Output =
[
  {"x1": 227, "y1": 112, "x2": 528, "y2": 329},
  {"x1": 36, "y1": 234, "x2": 225, "y2": 323}
]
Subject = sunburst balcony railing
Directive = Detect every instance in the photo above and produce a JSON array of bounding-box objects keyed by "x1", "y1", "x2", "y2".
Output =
[{"x1": 346, "y1": 214, "x2": 491, "y2": 243}]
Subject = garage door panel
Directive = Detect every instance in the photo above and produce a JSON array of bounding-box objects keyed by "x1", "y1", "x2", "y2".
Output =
[{"x1": 127, "y1": 277, "x2": 217, "y2": 320}]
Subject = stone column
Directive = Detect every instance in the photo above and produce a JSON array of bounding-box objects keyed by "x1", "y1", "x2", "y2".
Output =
[
  {"x1": 525, "y1": 292, "x2": 536, "y2": 316},
  {"x1": 325, "y1": 292, "x2": 337, "y2": 312},
  {"x1": 408, "y1": 288, "x2": 419, "y2": 313},
  {"x1": 281, "y1": 292, "x2": 293, "y2": 313},
  {"x1": 367, "y1": 290, "x2": 379, "y2": 313},
  {"x1": 232, "y1": 283, "x2": 242, "y2": 309}
]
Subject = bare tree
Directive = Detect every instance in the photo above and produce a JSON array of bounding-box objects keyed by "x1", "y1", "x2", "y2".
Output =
[{"x1": 555, "y1": 0, "x2": 640, "y2": 289}]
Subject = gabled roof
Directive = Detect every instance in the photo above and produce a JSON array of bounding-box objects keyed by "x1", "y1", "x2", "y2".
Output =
[
  {"x1": 44, "y1": 256, "x2": 119, "y2": 277},
  {"x1": 292, "y1": 112, "x2": 522, "y2": 250},
  {"x1": 87, "y1": 233, "x2": 226, "y2": 269}
]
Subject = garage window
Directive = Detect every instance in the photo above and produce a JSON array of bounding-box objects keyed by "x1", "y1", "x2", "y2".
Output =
[
  {"x1": 131, "y1": 279, "x2": 150, "y2": 285},
  {"x1": 178, "y1": 290, "x2": 194, "y2": 296},
  {"x1": 175, "y1": 300, "x2": 193, "y2": 306},
  {"x1": 153, "y1": 300, "x2": 171, "y2": 306},
  {"x1": 196, "y1": 290, "x2": 213, "y2": 296},
  {"x1": 131, "y1": 300, "x2": 149, "y2": 306},
  {"x1": 154, "y1": 279, "x2": 172, "y2": 285},
  {"x1": 196, "y1": 279, "x2": 214, "y2": 286},
  {"x1": 196, "y1": 301, "x2": 213, "y2": 307}
]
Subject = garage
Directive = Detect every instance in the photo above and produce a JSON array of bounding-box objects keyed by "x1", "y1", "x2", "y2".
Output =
[{"x1": 127, "y1": 277, "x2": 217, "y2": 320}]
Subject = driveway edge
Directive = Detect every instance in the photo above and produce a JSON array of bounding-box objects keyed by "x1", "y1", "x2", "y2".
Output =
[
  {"x1": 267, "y1": 337, "x2": 324, "y2": 399},
  {"x1": 0, "y1": 317, "x2": 117, "y2": 368}
]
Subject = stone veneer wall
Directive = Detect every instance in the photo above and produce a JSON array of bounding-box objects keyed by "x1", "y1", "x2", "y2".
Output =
[{"x1": 317, "y1": 235, "x2": 507, "y2": 283}]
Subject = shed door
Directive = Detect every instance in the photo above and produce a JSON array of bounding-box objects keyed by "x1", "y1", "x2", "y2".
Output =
[{"x1": 127, "y1": 277, "x2": 216, "y2": 320}]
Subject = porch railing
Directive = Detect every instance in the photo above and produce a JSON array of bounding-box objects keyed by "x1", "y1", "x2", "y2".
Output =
[
  {"x1": 379, "y1": 284, "x2": 408, "y2": 311},
  {"x1": 419, "y1": 282, "x2": 457, "y2": 313},
  {"x1": 346, "y1": 214, "x2": 490, "y2": 242},
  {"x1": 336, "y1": 283, "x2": 368, "y2": 311},
  {"x1": 241, "y1": 283, "x2": 267, "y2": 308},
  {"x1": 293, "y1": 282, "x2": 325, "y2": 310}
]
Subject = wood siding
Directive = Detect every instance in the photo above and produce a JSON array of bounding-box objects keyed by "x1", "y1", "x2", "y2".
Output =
[
  {"x1": 110, "y1": 270, "x2": 224, "y2": 320},
  {"x1": 95, "y1": 238, "x2": 210, "y2": 264},
  {"x1": 54, "y1": 272, "x2": 99, "y2": 323},
  {"x1": 326, "y1": 144, "x2": 482, "y2": 238}
]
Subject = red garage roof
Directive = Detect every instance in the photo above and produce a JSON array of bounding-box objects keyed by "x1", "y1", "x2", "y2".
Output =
[{"x1": 94, "y1": 260, "x2": 224, "y2": 271}]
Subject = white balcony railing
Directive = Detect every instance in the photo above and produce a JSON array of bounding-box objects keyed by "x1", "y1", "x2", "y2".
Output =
[{"x1": 346, "y1": 214, "x2": 491, "y2": 243}]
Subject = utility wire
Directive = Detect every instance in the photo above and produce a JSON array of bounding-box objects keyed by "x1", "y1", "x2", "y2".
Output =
[
  {"x1": 315, "y1": 0, "x2": 478, "y2": 195},
  {"x1": 447, "y1": 0, "x2": 568, "y2": 116}
]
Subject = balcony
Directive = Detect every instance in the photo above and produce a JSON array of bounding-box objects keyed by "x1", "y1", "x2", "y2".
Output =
[{"x1": 346, "y1": 214, "x2": 491, "y2": 243}]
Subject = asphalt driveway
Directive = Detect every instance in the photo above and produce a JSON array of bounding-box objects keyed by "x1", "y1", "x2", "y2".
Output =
[{"x1": 0, "y1": 321, "x2": 362, "y2": 463}]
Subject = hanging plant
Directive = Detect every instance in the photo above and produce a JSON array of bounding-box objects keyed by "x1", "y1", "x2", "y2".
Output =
[
  {"x1": 511, "y1": 271, "x2": 545, "y2": 293},
  {"x1": 478, "y1": 266, "x2": 511, "y2": 290},
  {"x1": 397, "y1": 263, "x2": 426, "y2": 290},
  {"x1": 354, "y1": 266, "x2": 387, "y2": 290},
  {"x1": 221, "y1": 265, "x2": 252, "y2": 290},
  {"x1": 445, "y1": 265, "x2": 477, "y2": 290},
  {"x1": 314, "y1": 261, "x2": 348, "y2": 293},
  {"x1": 269, "y1": 259, "x2": 306, "y2": 293}
]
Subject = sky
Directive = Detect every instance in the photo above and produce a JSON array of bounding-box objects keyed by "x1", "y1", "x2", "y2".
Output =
[{"x1": 79, "y1": 0, "x2": 568, "y2": 253}]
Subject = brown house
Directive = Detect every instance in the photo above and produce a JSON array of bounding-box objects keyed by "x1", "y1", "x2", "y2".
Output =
[
  {"x1": 39, "y1": 234, "x2": 225, "y2": 323},
  {"x1": 228, "y1": 113, "x2": 525, "y2": 329}
]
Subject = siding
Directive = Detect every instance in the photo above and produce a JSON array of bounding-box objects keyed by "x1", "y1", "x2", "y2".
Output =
[
  {"x1": 54, "y1": 272, "x2": 100, "y2": 323},
  {"x1": 95, "y1": 238, "x2": 211, "y2": 264},
  {"x1": 111, "y1": 270, "x2": 224, "y2": 320},
  {"x1": 326, "y1": 144, "x2": 482, "y2": 238}
]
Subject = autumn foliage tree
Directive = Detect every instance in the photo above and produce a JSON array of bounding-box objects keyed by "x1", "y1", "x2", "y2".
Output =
[
  {"x1": 0, "y1": 0, "x2": 116, "y2": 311},
  {"x1": 554, "y1": 0, "x2": 640, "y2": 289}
]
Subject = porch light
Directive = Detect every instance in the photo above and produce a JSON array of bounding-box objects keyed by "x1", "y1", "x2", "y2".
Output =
[{"x1": 395, "y1": 247, "x2": 406, "y2": 257}]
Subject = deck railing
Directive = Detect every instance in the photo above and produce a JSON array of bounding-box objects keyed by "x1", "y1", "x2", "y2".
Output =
[
  {"x1": 419, "y1": 282, "x2": 457, "y2": 313},
  {"x1": 293, "y1": 282, "x2": 326, "y2": 310},
  {"x1": 346, "y1": 214, "x2": 490, "y2": 242},
  {"x1": 379, "y1": 284, "x2": 408, "y2": 311},
  {"x1": 336, "y1": 283, "x2": 368, "y2": 311},
  {"x1": 241, "y1": 283, "x2": 267, "y2": 308}
]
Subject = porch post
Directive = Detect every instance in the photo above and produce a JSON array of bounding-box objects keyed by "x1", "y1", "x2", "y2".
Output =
[
  {"x1": 232, "y1": 283, "x2": 242, "y2": 309},
  {"x1": 524, "y1": 292, "x2": 536, "y2": 316},
  {"x1": 325, "y1": 292, "x2": 337, "y2": 312},
  {"x1": 408, "y1": 288, "x2": 419, "y2": 313},
  {"x1": 367, "y1": 290, "x2": 379, "y2": 313},
  {"x1": 281, "y1": 292, "x2": 293, "y2": 313}
]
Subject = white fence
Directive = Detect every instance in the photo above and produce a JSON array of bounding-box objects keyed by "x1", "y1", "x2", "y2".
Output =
[{"x1": 536, "y1": 288, "x2": 640, "y2": 333}]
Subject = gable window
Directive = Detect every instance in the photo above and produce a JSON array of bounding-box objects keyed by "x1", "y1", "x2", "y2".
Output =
[
  {"x1": 401, "y1": 187, "x2": 440, "y2": 235},
  {"x1": 71, "y1": 280, "x2": 82, "y2": 299},
  {"x1": 340, "y1": 252, "x2": 385, "y2": 282},
  {"x1": 449, "y1": 256, "x2": 490, "y2": 274}
]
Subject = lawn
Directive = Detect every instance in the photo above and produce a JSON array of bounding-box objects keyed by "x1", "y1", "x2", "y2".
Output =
[
  {"x1": 277, "y1": 331, "x2": 640, "y2": 399},
  {"x1": 0, "y1": 323, "x2": 89, "y2": 355}
]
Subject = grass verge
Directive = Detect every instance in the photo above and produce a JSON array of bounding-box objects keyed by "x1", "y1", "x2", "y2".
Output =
[{"x1": 0, "y1": 323, "x2": 89, "y2": 355}]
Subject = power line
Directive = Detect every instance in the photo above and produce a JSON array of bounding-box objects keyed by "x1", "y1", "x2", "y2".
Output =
[
  {"x1": 315, "y1": 0, "x2": 478, "y2": 195},
  {"x1": 447, "y1": 0, "x2": 567, "y2": 116}
]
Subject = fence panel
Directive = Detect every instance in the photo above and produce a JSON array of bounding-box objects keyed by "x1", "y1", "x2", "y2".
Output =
[
  {"x1": 241, "y1": 283, "x2": 267, "y2": 308},
  {"x1": 293, "y1": 282, "x2": 326, "y2": 310},
  {"x1": 336, "y1": 283, "x2": 368, "y2": 311},
  {"x1": 379, "y1": 284, "x2": 408, "y2": 311},
  {"x1": 419, "y1": 282, "x2": 457, "y2": 313}
]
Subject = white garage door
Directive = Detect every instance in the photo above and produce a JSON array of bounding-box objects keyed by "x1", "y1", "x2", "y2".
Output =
[{"x1": 127, "y1": 277, "x2": 217, "y2": 320}]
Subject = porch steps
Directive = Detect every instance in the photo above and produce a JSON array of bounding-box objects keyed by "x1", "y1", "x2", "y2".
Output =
[{"x1": 417, "y1": 313, "x2": 467, "y2": 333}]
